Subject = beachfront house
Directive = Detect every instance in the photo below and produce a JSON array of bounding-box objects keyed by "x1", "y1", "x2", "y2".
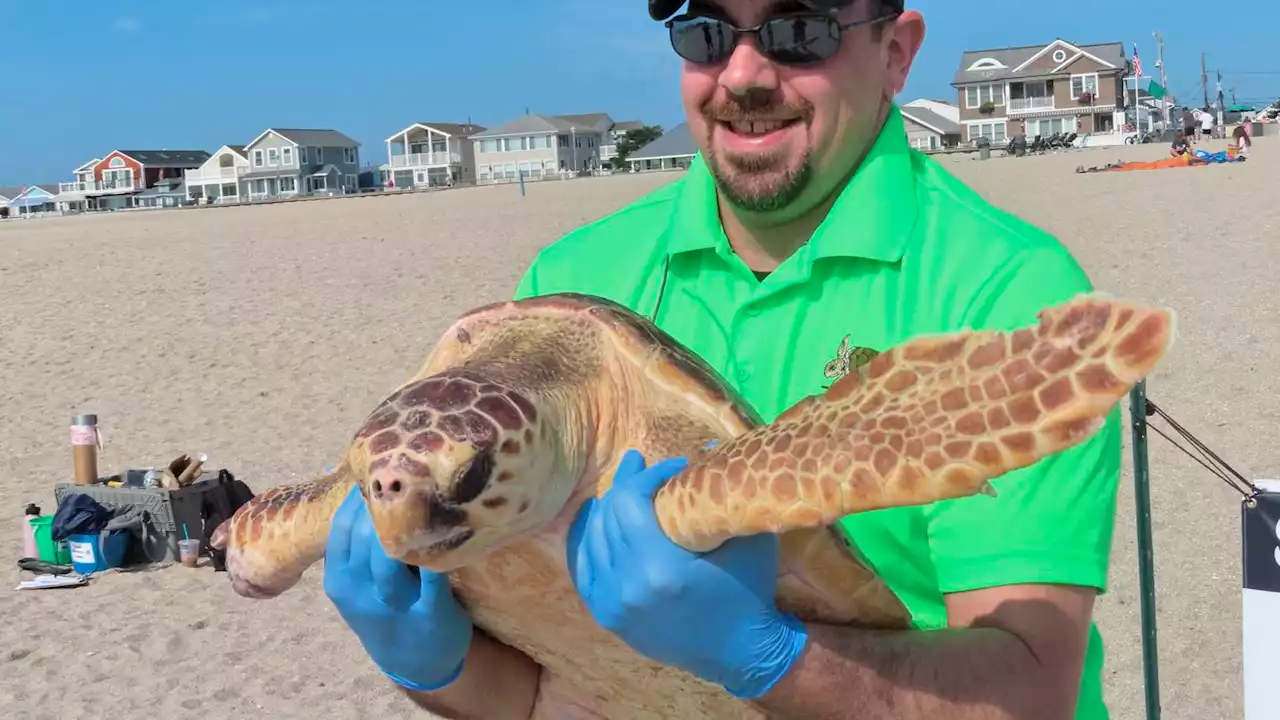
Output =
[
  {"x1": 55, "y1": 150, "x2": 211, "y2": 211},
  {"x1": 2, "y1": 185, "x2": 59, "y2": 217},
  {"x1": 183, "y1": 145, "x2": 250, "y2": 204},
  {"x1": 900, "y1": 104, "x2": 962, "y2": 151},
  {"x1": 384, "y1": 122, "x2": 485, "y2": 189},
  {"x1": 599, "y1": 119, "x2": 646, "y2": 169},
  {"x1": 51, "y1": 158, "x2": 100, "y2": 212},
  {"x1": 470, "y1": 112, "x2": 610, "y2": 184},
  {"x1": 951, "y1": 39, "x2": 1129, "y2": 147},
  {"x1": 240, "y1": 128, "x2": 362, "y2": 201},
  {"x1": 902, "y1": 98, "x2": 960, "y2": 124},
  {"x1": 627, "y1": 123, "x2": 696, "y2": 172}
]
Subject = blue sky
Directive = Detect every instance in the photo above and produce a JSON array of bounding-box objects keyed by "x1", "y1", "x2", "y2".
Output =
[{"x1": 0, "y1": 0, "x2": 1275, "y2": 185}]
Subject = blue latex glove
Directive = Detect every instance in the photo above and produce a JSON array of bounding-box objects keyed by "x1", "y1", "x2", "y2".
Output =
[
  {"x1": 323, "y1": 485, "x2": 473, "y2": 691},
  {"x1": 566, "y1": 449, "x2": 808, "y2": 699}
]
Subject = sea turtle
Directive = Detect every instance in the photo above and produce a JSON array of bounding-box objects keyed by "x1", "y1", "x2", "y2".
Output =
[{"x1": 211, "y1": 291, "x2": 1174, "y2": 719}]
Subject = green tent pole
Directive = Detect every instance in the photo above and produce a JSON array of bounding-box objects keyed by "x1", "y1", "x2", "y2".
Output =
[{"x1": 1129, "y1": 381, "x2": 1161, "y2": 719}]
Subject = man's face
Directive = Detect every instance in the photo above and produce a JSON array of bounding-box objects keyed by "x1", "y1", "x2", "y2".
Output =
[{"x1": 678, "y1": 0, "x2": 921, "y2": 217}]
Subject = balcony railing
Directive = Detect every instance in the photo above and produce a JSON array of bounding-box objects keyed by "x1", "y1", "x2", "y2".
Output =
[
  {"x1": 1008, "y1": 96, "x2": 1055, "y2": 112},
  {"x1": 56, "y1": 180, "x2": 137, "y2": 195},
  {"x1": 389, "y1": 152, "x2": 461, "y2": 168},
  {"x1": 184, "y1": 166, "x2": 250, "y2": 183}
]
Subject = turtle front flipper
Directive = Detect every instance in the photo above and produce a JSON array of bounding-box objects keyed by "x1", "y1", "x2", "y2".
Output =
[
  {"x1": 210, "y1": 462, "x2": 355, "y2": 599},
  {"x1": 652, "y1": 293, "x2": 1176, "y2": 552}
]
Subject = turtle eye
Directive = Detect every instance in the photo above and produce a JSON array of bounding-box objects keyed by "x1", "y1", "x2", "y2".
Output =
[{"x1": 454, "y1": 450, "x2": 494, "y2": 504}]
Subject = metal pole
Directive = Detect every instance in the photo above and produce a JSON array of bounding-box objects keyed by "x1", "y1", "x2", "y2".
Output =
[
  {"x1": 1129, "y1": 380, "x2": 1162, "y2": 720},
  {"x1": 518, "y1": 169, "x2": 526, "y2": 197}
]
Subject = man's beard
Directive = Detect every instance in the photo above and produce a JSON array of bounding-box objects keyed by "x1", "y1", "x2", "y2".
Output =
[{"x1": 700, "y1": 95, "x2": 816, "y2": 213}]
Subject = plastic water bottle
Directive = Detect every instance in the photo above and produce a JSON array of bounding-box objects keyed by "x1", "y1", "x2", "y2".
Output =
[{"x1": 22, "y1": 503, "x2": 39, "y2": 559}]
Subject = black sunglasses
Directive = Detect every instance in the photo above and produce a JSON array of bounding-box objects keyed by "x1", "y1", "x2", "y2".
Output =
[{"x1": 665, "y1": 11, "x2": 901, "y2": 66}]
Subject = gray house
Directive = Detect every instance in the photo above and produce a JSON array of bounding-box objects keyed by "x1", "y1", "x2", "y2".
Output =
[
  {"x1": 470, "y1": 112, "x2": 612, "y2": 184},
  {"x1": 240, "y1": 128, "x2": 362, "y2": 200},
  {"x1": 628, "y1": 123, "x2": 697, "y2": 172}
]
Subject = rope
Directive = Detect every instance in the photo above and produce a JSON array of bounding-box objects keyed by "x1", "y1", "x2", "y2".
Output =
[{"x1": 1141, "y1": 399, "x2": 1259, "y2": 500}]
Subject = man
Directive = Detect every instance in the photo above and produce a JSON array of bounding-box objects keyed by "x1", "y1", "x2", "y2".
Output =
[{"x1": 322, "y1": 1, "x2": 1122, "y2": 718}]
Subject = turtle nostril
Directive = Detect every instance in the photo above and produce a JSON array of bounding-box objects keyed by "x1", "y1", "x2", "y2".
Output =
[{"x1": 370, "y1": 477, "x2": 406, "y2": 501}]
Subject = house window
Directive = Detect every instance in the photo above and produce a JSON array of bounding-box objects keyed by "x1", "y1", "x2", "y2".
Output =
[
  {"x1": 281, "y1": 147, "x2": 294, "y2": 166},
  {"x1": 967, "y1": 121, "x2": 1007, "y2": 144},
  {"x1": 315, "y1": 148, "x2": 324, "y2": 163},
  {"x1": 343, "y1": 147, "x2": 357, "y2": 164},
  {"x1": 280, "y1": 176, "x2": 296, "y2": 193},
  {"x1": 965, "y1": 83, "x2": 1005, "y2": 109},
  {"x1": 586, "y1": 136, "x2": 595, "y2": 148},
  {"x1": 478, "y1": 164, "x2": 491, "y2": 181},
  {"x1": 109, "y1": 156, "x2": 126, "y2": 168},
  {"x1": 267, "y1": 148, "x2": 279, "y2": 166},
  {"x1": 252, "y1": 149, "x2": 264, "y2": 167},
  {"x1": 1070, "y1": 73, "x2": 1099, "y2": 99},
  {"x1": 558, "y1": 135, "x2": 570, "y2": 148},
  {"x1": 345, "y1": 174, "x2": 358, "y2": 189},
  {"x1": 299, "y1": 147, "x2": 308, "y2": 164}
]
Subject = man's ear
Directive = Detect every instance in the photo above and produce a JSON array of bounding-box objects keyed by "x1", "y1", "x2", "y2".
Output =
[{"x1": 883, "y1": 11, "x2": 926, "y2": 97}]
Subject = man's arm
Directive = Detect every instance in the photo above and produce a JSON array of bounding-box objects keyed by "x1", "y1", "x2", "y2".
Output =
[
  {"x1": 396, "y1": 630, "x2": 542, "y2": 720},
  {"x1": 749, "y1": 583, "x2": 1095, "y2": 720}
]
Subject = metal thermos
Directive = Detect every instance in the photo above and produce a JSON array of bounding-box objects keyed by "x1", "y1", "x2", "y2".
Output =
[
  {"x1": 22, "y1": 503, "x2": 39, "y2": 558},
  {"x1": 71, "y1": 413, "x2": 101, "y2": 485}
]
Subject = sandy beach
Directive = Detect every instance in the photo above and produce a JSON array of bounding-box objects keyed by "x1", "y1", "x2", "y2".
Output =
[{"x1": 2, "y1": 134, "x2": 1274, "y2": 719}]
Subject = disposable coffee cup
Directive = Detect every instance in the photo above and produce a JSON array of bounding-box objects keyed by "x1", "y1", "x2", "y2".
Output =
[{"x1": 178, "y1": 539, "x2": 200, "y2": 567}]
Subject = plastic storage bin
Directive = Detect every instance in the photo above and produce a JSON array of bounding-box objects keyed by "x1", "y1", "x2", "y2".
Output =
[
  {"x1": 29, "y1": 515, "x2": 72, "y2": 565},
  {"x1": 67, "y1": 530, "x2": 129, "y2": 574},
  {"x1": 54, "y1": 470, "x2": 229, "y2": 563}
]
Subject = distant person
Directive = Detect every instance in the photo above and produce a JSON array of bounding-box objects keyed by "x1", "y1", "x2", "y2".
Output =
[
  {"x1": 1170, "y1": 132, "x2": 1191, "y2": 157},
  {"x1": 1233, "y1": 124, "x2": 1252, "y2": 156},
  {"x1": 1199, "y1": 110, "x2": 1215, "y2": 141},
  {"x1": 1182, "y1": 107, "x2": 1197, "y2": 139}
]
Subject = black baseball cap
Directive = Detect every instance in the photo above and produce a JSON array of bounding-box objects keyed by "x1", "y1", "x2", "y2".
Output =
[{"x1": 648, "y1": 0, "x2": 903, "y2": 21}]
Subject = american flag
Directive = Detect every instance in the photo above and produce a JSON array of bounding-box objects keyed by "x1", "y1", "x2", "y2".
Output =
[{"x1": 1133, "y1": 44, "x2": 1143, "y2": 78}]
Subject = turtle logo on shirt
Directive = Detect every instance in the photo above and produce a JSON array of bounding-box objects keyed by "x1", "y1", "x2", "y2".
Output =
[{"x1": 823, "y1": 335, "x2": 879, "y2": 386}]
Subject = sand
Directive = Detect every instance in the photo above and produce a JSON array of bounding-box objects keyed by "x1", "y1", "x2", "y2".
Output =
[{"x1": 1, "y1": 133, "x2": 1273, "y2": 719}]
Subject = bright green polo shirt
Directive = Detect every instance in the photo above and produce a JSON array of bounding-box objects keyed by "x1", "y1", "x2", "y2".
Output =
[{"x1": 512, "y1": 105, "x2": 1120, "y2": 718}]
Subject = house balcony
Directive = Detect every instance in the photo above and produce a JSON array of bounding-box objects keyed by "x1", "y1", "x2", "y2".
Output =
[
  {"x1": 1007, "y1": 96, "x2": 1055, "y2": 114},
  {"x1": 56, "y1": 180, "x2": 138, "y2": 195},
  {"x1": 184, "y1": 166, "x2": 249, "y2": 185},
  {"x1": 389, "y1": 152, "x2": 461, "y2": 168},
  {"x1": 600, "y1": 144, "x2": 619, "y2": 160}
]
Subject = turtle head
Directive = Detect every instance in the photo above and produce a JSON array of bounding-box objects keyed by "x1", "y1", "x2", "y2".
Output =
[{"x1": 350, "y1": 370, "x2": 570, "y2": 572}]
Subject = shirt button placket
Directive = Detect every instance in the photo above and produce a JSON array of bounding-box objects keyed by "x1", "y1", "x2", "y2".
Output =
[{"x1": 734, "y1": 304, "x2": 760, "y2": 384}]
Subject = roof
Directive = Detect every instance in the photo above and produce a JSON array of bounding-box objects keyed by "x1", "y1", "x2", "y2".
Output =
[
  {"x1": 0, "y1": 185, "x2": 24, "y2": 200},
  {"x1": 384, "y1": 122, "x2": 487, "y2": 142},
  {"x1": 953, "y1": 40, "x2": 1126, "y2": 86},
  {"x1": 137, "y1": 179, "x2": 185, "y2": 197},
  {"x1": 116, "y1": 149, "x2": 211, "y2": 167},
  {"x1": 628, "y1": 123, "x2": 697, "y2": 161},
  {"x1": 226, "y1": 144, "x2": 248, "y2": 157},
  {"x1": 557, "y1": 112, "x2": 614, "y2": 130},
  {"x1": 612, "y1": 120, "x2": 646, "y2": 133},
  {"x1": 414, "y1": 122, "x2": 486, "y2": 136},
  {"x1": 248, "y1": 128, "x2": 360, "y2": 149},
  {"x1": 900, "y1": 106, "x2": 961, "y2": 136},
  {"x1": 469, "y1": 114, "x2": 582, "y2": 138}
]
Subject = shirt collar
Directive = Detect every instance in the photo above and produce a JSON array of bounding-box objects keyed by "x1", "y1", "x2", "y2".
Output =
[{"x1": 663, "y1": 103, "x2": 919, "y2": 265}]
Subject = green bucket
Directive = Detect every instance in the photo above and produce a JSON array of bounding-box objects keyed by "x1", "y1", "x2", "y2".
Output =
[{"x1": 29, "y1": 516, "x2": 72, "y2": 565}]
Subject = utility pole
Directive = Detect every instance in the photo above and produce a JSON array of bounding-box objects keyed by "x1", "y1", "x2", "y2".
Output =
[
  {"x1": 1153, "y1": 31, "x2": 1169, "y2": 124},
  {"x1": 1201, "y1": 52, "x2": 1209, "y2": 109},
  {"x1": 1231, "y1": 88, "x2": 1237, "y2": 106}
]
